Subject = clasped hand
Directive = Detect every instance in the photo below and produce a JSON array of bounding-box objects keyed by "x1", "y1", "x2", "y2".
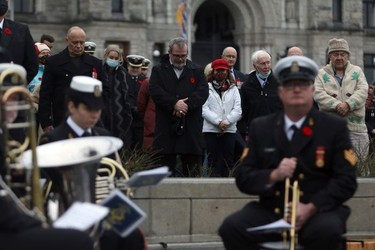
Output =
[
  {"x1": 173, "y1": 98, "x2": 188, "y2": 118},
  {"x1": 336, "y1": 102, "x2": 350, "y2": 117}
]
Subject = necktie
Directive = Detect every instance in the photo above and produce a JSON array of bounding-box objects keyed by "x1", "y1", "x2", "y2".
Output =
[
  {"x1": 82, "y1": 131, "x2": 91, "y2": 137},
  {"x1": 290, "y1": 125, "x2": 298, "y2": 142}
]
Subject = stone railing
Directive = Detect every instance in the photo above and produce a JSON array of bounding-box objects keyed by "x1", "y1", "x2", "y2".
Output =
[{"x1": 132, "y1": 178, "x2": 375, "y2": 249}]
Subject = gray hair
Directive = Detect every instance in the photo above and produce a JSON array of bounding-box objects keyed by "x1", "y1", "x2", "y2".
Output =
[
  {"x1": 251, "y1": 50, "x2": 271, "y2": 65},
  {"x1": 168, "y1": 37, "x2": 188, "y2": 53}
]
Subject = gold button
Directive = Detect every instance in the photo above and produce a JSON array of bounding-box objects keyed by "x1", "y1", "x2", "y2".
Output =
[
  {"x1": 299, "y1": 173, "x2": 304, "y2": 180},
  {"x1": 275, "y1": 191, "x2": 280, "y2": 196},
  {"x1": 274, "y1": 208, "x2": 281, "y2": 214},
  {"x1": 300, "y1": 191, "x2": 304, "y2": 197}
]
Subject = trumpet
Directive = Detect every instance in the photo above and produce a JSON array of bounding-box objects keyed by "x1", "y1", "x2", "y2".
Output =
[
  {"x1": 0, "y1": 63, "x2": 45, "y2": 221},
  {"x1": 255, "y1": 177, "x2": 302, "y2": 250},
  {"x1": 283, "y1": 177, "x2": 300, "y2": 250}
]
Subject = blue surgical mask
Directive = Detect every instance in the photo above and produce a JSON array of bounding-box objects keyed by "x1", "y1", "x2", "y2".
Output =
[
  {"x1": 256, "y1": 71, "x2": 271, "y2": 79},
  {"x1": 106, "y1": 58, "x2": 119, "y2": 68}
]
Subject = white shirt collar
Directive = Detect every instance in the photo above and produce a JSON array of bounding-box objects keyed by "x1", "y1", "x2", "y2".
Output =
[
  {"x1": 67, "y1": 116, "x2": 92, "y2": 136},
  {"x1": 0, "y1": 18, "x2": 4, "y2": 29},
  {"x1": 284, "y1": 115, "x2": 306, "y2": 130}
]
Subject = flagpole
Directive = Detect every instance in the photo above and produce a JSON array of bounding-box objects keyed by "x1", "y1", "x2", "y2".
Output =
[{"x1": 187, "y1": 0, "x2": 192, "y2": 60}]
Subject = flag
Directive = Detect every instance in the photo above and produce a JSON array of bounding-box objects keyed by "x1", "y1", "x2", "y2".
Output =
[{"x1": 176, "y1": 0, "x2": 188, "y2": 39}]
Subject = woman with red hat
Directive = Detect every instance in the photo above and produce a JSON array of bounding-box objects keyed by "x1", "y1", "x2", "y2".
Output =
[{"x1": 202, "y1": 58, "x2": 242, "y2": 177}]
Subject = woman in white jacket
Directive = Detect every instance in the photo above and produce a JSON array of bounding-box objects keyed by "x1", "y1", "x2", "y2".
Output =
[{"x1": 202, "y1": 59, "x2": 242, "y2": 177}]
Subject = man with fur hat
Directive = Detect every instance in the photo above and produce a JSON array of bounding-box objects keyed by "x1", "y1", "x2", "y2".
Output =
[
  {"x1": 314, "y1": 38, "x2": 369, "y2": 159},
  {"x1": 219, "y1": 56, "x2": 357, "y2": 250}
]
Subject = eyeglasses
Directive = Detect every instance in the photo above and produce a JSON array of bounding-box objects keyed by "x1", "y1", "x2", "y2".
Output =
[
  {"x1": 330, "y1": 52, "x2": 348, "y2": 58},
  {"x1": 281, "y1": 81, "x2": 312, "y2": 89},
  {"x1": 172, "y1": 54, "x2": 188, "y2": 59},
  {"x1": 257, "y1": 61, "x2": 271, "y2": 67}
]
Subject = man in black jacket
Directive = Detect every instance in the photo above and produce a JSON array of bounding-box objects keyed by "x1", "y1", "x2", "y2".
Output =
[
  {"x1": 241, "y1": 50, "x2": 283, "y2": 130},
  {"x1": 149, "y1": 37, "x2": 208, "y2": 177},
  {"x1": 39, "y1": 26, "x2": 107, "y2": 132},
  {"x1": 219, "y1": 56, "x2": 357, "y2": 250},
  {"x1": 0, "y1": 0, "x2": 38, "y2": 83}
]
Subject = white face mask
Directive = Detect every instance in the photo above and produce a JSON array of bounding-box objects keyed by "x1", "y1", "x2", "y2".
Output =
[{"x1": 106, "y1": 58, "x2": 119, "y2": 68}]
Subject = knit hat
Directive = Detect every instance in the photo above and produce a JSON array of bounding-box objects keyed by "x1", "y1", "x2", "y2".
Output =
[
  {"x1": 327, "y1": 38, "x2": 350, "y2": 55},
  {"x1": 34, "y1": 42, "x2": 50, "y2": 55}
]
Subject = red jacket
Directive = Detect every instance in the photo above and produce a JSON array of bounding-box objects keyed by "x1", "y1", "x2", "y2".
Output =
[{"x1": 137, "y1": 79, "x2": 155, "y2": 151}]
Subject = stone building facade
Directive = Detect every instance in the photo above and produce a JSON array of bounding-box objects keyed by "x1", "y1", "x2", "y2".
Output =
[{"x1": 13, "y1": 0, "x2": 375, "y2": 81}]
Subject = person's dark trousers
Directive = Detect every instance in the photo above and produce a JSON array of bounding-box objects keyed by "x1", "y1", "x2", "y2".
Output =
[
  {"x1": 204, "y1": 132, "x2": 236, "y2": 177},
  {"x1": 1, "y1": 228, "x2": 93, "y2": 250},
  {"x1": 157, "y1": 153, "x2": 202, "y2": 177},
  {"x1": 219, "y1": 202, "x2": 349, "y2": 250},
  {"x1": 100, "y1": 229, "x2": 146, "y2": 250},
  {"x1": 233, "y1": 130, "x2": 245, "y2": 171}
]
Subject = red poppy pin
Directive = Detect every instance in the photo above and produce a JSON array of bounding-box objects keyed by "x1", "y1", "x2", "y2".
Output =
[
  {"x1": 4, "y1": 27, "x2": 11, "y2": 35},
  {"x1": 190, "y1": 77, "x2": 195, "y2": 85},
  {"x1": 302, "y1": 126, "x2": 313, "y2": 137}
]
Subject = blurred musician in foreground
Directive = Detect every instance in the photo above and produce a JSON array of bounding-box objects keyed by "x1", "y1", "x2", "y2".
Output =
[
  {"x1": 39, "y1": 76, "x2": 146, "y2": 250},
  {"x1": 0, "y1": 70, "x2": 93, "y2": 249},
  {"x1": 218, "y1": 56, "x2": 357, "y2": 250},
  {"x1": 0, "y1": 193, "x2": 93, "y2": 250}
]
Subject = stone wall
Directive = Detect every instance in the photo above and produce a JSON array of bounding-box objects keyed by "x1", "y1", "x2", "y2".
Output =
[{"x1": 132, "y1": 178, "x2": 375, "y2": 248}]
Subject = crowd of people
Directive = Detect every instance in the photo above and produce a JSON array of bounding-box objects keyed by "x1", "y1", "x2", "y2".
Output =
[{"x1": 0, "y1": 0, "x2": 371, "y2": 248}]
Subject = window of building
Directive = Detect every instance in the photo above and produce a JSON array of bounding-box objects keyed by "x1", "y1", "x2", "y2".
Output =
[
  {"x1": 365, "y1": 54, "x2": 375, "y2": 84},
  {"x1": 112, "y1": 0, "x2": 123, "y2": 13},
  {"x1": 14, "y1": 0, "x2": 34, "y2": 14},
  {"x1": 332, "y1": 0, "x2": 342, "y2": 23},
  {"x1": 364, "y1": 0, "x2": 375, "y2": 28}
]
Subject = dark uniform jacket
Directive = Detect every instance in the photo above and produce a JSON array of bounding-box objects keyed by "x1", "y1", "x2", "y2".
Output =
[
  {"x1": 149, "y1": 54, "x2": 208, "y2": 155},
  {"x1": 126, "y1": 73, "x2": 146, "y2": 128},
  {"x1": 38, "y1": 48, "x2": 107, "y2": 128},
  {"x1": 237, "y1": 108, "x2": 357, "y2": 217},
  {"x1": 39, "y1": 120, "x2": 110, "y2": 145},
  {"x1": 0, "y1": 19, "x2": 38, "y2": 83},
  {"x1": 241, "y1": 71, "x2": 283, "y2": 129}
]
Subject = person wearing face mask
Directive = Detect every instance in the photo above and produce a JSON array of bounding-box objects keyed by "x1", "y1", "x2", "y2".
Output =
[
  {"x1": 0, "y1": 0, "x2": 38, "y2": 84},
  {"x1": 240, "y1": 50, "x2": 283, "y2": 130},
  {"x1": 27, "y1": 43, "x2": 51, "y2": 134},
  {"x1": 101, "y1": 44, "x2": 133, "y2": 148},
  {"x1": 28, "y1": 43, "x2": 51, "y2": 93}
]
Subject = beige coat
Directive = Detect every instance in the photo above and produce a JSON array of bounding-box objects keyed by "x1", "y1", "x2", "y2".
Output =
[{"x1": 314, "y1": 61, "x2": 368, "y2": 133}]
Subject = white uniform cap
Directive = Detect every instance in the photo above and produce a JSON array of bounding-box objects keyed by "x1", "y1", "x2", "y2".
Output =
[{"x1": 70, "y1": 76, "x2": 102, "y2": 93}]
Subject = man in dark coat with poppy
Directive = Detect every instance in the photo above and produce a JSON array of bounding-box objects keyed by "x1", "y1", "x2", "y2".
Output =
[
  {"x1": 149, "y1": 37, "x2": 208, "y2": 177},
  {"x1": 0, "y1": 0, "x2": 38, "y2": 84},
  {"x1": 39, "y1": 26, "x2": 107, "y2": 132},
  {"x1": 219, "y1": 56, "x2": 357, "y2": 250}
]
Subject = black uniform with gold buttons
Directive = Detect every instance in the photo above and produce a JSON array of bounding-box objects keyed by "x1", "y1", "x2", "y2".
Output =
[{"x1": 219, "y1": 56, "x2": 357, "y2": 250}]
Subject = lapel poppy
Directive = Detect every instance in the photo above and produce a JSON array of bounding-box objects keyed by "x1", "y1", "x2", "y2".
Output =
[
  {"x1": 190, "y1": 76, "x2": 195, "y2": 85},
  {"x1": 302, "y1": 126, "x2": 313, "y2": 137},
  {"x1": 4, "y1": 27, "x2": 11, "y2": 35}
]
